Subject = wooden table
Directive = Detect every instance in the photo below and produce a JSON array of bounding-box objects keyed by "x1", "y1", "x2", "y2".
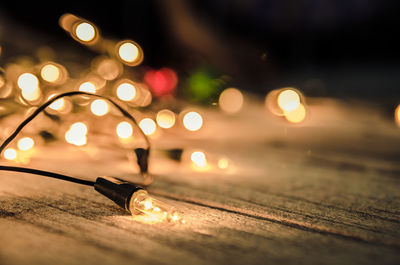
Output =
[{"x1": 1, "y1": 98, "x2": 399, "y2": 265}]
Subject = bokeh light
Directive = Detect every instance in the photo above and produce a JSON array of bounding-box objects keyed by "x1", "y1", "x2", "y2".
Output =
[
  {"x1": 219, "y1": 88, "x2": 243, "y2": 114},
  {"x1": 139, "y1": 118, "x2": 157, "y2": 136},
  {"x1": 17, "y1": 137, "x2": 35, "y2": 151},
  {"x1": 17, "y1": 73, "x2": 39, "y2": 93},
  {"x1": 18, "y1": 73, "x2": 41, "y2": 102},
  {"x1": 96, "y1": 58, "x2": 121, "y2": 81},
  {"x1": 75, "y1": 22, "x2": 96, "y2": 42},
  {"x1": 144, "y1": 68, "x2": 178, "y2": 97},
  {"x1": 156, "y1": 109, "x2": 176, "y2": 129},
  {"x1": 41, "y1": 64, "x2": 60, "y2": 83},
  {"x1": 284, "y1": 103, "x2": 306, "y2": 123},
  {"x1": 65, "y1": 122, "x2": 88, "y2": 146},
  {"x1": 116, "y1": 40, "x2": 143, "y2": 66},
  {"x1": 190, "y1": 151, "x2": 207, "y2": 168},
  {"x1": 277, "y1": 89, "x2": 301, "y2": 112},
  {"x1": 217, "y1": 158, "x2": 229, "y2": 170},
  {"x1": 116, "y1": 82, "x2": 136, "y2": 101},
  {"x1": 78, "y1": 81, "x2": 96, "y2": 93},
  {"x1": 90, "y1": 99, "x2": 109, "y2": 116},
  {"x1": 48, "y1": 94, "x2": 66, "y2": 111},
  {"x1": 116, "y1": 121, "x2": 133, "y2": 139},
  {"x1": 3, "y1": 148, "x2": 17, "y2": 160},
  {"x1": 183, "y1": 111, "x2": 203, "y2": 131}
]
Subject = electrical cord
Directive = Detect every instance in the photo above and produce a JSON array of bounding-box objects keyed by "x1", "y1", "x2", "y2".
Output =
[
  {"x1": 0, "y1": 91, "x2": 152, "y2": 186},
  {"x1": 0, "y1": 165, "x2": 95, "y2": 186}
]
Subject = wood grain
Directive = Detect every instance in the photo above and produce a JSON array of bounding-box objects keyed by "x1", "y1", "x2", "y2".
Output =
[{"x1": 1, "y1": 99, "x2": 400, "y2": 265}]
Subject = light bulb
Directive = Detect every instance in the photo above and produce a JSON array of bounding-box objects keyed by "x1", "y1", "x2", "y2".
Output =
[
  {"x1": 129, "y1": 190, "x2": 183, "y2": 223},
  {"x1": 94, "y1": 177, "x2": 184, "y2": 223}
]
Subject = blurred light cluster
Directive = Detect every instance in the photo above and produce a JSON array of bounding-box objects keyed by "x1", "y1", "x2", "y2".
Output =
[{"x1": 265, "y1": 87, "x2": 307, "y2": 123}]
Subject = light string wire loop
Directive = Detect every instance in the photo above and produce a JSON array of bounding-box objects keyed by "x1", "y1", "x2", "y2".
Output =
[{"x1": 0, "y1": 91, "x2": 152, "y2": 186}]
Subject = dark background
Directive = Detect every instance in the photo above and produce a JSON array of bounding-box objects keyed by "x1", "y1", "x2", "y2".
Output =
[{"x1": 0, "y1": 0, "x2": 399, "y2": 100}]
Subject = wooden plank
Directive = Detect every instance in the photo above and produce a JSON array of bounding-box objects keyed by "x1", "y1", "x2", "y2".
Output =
[{"x1": 1, "y1": 99, "x2": 400, "y2": 264}]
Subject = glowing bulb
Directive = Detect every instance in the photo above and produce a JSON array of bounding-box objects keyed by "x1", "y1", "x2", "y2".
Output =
[
  {"x1": 284, "y1": 103, "x2": 306, "y2": 123},
  {"x1": 139, "y1": 118, "x2": 157, "y2": 136},
  {"x1": 183, "y1": 111, "x2": 203, "y2": 131},
  {"x1": 17, "y1": 137, "x2": 34, "y2": 151},
  {"x1": 116, "y1": 121, "x2": 133, "y2": 139},
  {"x1": 75, "y1": 22, "x2": 96, "y2": 42},
  {"x1": 65, "y1": 122, "x2": 88, "y2": 146},
  {"x1": 41, "y1": 64, "x2": 60, "y2": 82},
  {"x1": 3, "y1": 148, "x2": 17, "y2": 160},
  {"x1": 17, "y1": 73, "x2": 39, "y2": 93},
  {"x1": 191, "y1": 151, "x2": 207, "y2": 168},
  {"x1": 219, "y1": 88, "x2": 243, "y2": 114},
  {"x1": 118, "y1": 42, "x2": 139, "y2": 63},
  {"x1": 78, "y1": 81, "x2": 96, "y2": 93},
  {"x1": 129, "y1": 190, "x2": 183, "y2": 223},
  {"x1": 218, "y1": 158, "x2": 229, "y2": 170},
  {"x1": 277, "y1": 89, "x2": 300, "y2": 112},
  {"x1": 156, "y1": 109, "x2": 176, "y2": 129},
  {"x1": 90, "y1": 99, "x2": 109, "y2": 116},
  {"x1": 116, "y1": 82, "x2": 136, "y2": 101}
]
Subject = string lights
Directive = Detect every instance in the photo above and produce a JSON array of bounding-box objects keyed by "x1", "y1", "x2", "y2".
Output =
[{"x1": 7, "y1": 12, "x2": 395, "y2": 226}]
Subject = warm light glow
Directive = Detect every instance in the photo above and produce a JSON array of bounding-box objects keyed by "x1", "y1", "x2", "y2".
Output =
[
  {"x1": 284, "y1": 103, "x2": 306, "y2": 123},
  {"x1": 79, "y1": 81, "x2": 96, "y2": 93},
  {"x1": 156, "y1": 109, "x2": 176, "y2": 129},
  {"x1": 219, "y1": 88, "x2": 243, "y2": 114},
  {"x1": 139, "y1": 118, "x2": 157, "y2": 136},
  {"x1": 129, "y1": 191, "x2": 184, "y2": 223},
  {"x1": 395, "y1": 104, "x2": 400, "y2": 126},
  {"x1": 41, "y1": 64, "x2": 60, "y2": 82},
  {"x1": 277, "y1": 89, "x2": 300, "y2": 112},
  {"x1": 21, "y1": 88, "x2": 41, "y2": 102},
  {"x1": 191, "y1": 151, "x2": 207, "y2": 168},
  {"x1": 17, "y1": 137, "x2": 34, "y2": 151},
  {"x1": 70, "y1": 122, "x2": 88, "y2": 135},
  {"x1": 118, "y1": 42, "x2": 139, "y2": 63},
  {"x1": 116, "y1": 82, "x2": 136, "y2": 101},
  {"x1": 218, "y1": 158, "x2": 229, "y2": 170},
  {"x1": 59, "y1": 13, "x2": 79, "y2": 32},
  {"x1": 96, "y1": 58, "x2": 121, "y2": 80},
  {"x1": 183, "y1": 111, "x2": 203, "y2": 131},
  {"x1": 65, "y1": 122, "x2": 88, "y2": 146},
  {"x1": 75, "y1": 22, "x2": 96, "y2": 42},
  {"x1": 116, "y1": 121, "x2": 133, "y2": 139},
  {"x1": 3, "y1": 148, "x2": 17, "y2": 160},
  {"x1": 143, "y1": 199, "x2": 153, "y2": 210},
  {"x1": 17, "y1": 73, "x2": 39, "y2": 93},
  {"x1": 48, "y1": 94, "x2": 65, "y2": 111},
  {"x1": 90, "y1": 99, "x2": 109, "y2": 116}
]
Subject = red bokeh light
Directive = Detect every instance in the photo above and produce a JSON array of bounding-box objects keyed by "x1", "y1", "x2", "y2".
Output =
[{"x1": 144, "y1": 68, "x2": 178, "y2": 97}]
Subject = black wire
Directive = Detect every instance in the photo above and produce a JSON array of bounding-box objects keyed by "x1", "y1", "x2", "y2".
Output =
[
  {"x1": 0, "y1": 91, "x2": 150, "y2": 154},
  {"x1": 0, "y1": 165, "x2": 95, "y2": 186},
  {"x1": 0, "y1": 91, "x2": 151, "y2": 186}
]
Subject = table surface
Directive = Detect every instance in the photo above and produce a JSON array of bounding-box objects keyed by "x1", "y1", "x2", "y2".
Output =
[{"x1": 1, "y1": 98, "x2": 400, "y2": 265}]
